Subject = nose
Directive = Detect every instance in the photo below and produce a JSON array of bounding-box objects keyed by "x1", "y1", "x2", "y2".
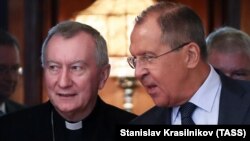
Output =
[
  {"x1": 58, "y1": 68, "x2": 72, "y2": 88},
  {"x1": 2, "y1": 70, "x2": 19, "y2": 80},
  {"x1": 135, "y1": 64, "x2": 148, "y2": 81}
]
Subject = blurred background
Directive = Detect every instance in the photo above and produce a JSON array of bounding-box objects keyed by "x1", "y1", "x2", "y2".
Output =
[{"x1": 1, "y1": 0, "x2": 249, "y2": 115}]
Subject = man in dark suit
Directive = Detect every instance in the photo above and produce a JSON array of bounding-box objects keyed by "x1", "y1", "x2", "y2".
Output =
[
  {"x1": 0, "y1": 30, "x2": 24, "y2": 116},
  {"x1": 127, "y1": 1, "x2": 250, "y2": 124},
  {"x1": 0, "y1": 21, "x2": 136, "y2": 140}
]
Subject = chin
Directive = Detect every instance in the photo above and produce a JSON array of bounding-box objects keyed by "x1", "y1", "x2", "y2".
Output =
[
  {"x1": 154, "y1": 99, "x2": 169, "y2": 107},
  {"x1": 56, "y1": 103, "x2": 77, "y2": 113}
]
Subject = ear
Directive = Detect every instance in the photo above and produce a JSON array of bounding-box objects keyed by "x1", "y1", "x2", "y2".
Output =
[
  {"x1": 98, "y1": 64, "x2": 110, "y2": 89},
  {"x1": 184, "y1": 42, "x2": 200, "y2": 69}
]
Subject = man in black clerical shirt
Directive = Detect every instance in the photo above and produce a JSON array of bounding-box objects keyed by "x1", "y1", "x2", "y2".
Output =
[{"x1": 0, "y1": 21, "x2": 136, "y2": 141}]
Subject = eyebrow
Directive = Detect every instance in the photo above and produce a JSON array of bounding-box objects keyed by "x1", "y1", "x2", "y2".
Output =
[
  {"x1": 0, "y1": 64, "x2": 20, "y2": 67},
  {"x1": 45, "y1": 60, "x2": 87, "y2": 66},
  {"x1": 232, "y1": 69, "x2": 250, "y2": 73}
]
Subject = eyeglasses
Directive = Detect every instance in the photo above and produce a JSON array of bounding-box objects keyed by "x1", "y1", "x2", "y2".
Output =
[
  {"x1": 0, "y1": 64, "x2": 21, "y2": 75},
  {"x1": 127, "y1": 42, "x2": 191, "y2": 69}
]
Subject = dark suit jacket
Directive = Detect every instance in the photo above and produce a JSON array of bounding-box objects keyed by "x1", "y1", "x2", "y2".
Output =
[
  {"x1": 0, "y1": 96, "x2": 137, "y2": 141},
  {"x1": 131, "y1": 72, "x2": 250, "y2": 125},
  {"x1": 5, "y1": 99, "x2": 24, "y2": 114}
]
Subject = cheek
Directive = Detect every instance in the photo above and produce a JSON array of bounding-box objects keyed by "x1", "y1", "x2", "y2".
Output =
[
  {"x1": 75, "y1": 73, "x2": 98, "y2": 91},
  {"x1": 156, "y1": 59, "x2": 182, "y2": 78},
  {"x1": 156, "y1": 59, "x2": 186, "y2": 86},
  {"x1": 44, "y1": 73, "x2": 58, "y2": 89}
]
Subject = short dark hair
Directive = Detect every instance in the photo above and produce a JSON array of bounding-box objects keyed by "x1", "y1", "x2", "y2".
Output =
[{"x1": 0, "y1": 30, "x2": 20, "y2": 50}]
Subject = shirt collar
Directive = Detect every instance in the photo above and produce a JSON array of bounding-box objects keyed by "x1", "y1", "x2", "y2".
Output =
[
  {"x1": 0, "y1": 102, "x2": 6, "y2": 113},
  {"x1": 189, "y1": 65, "x2": 221, "y2": 112},
  {"x1": 65, "y1": 120, "x2": 82, "y2": 130},
  {"x1": 172, "y1": 65, "x2": 221, "y2": 121}
]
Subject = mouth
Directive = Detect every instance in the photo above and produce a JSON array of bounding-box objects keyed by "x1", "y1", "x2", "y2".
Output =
[
  {"x1": 0, "y1": 84, "x2": 15, "y2": 94},
  {"x1": 144, "y1": 83, "x2": 157, "y2": 95},
  {"x1": 57, "y1": 93, "x2": 77, "y2": 97}
]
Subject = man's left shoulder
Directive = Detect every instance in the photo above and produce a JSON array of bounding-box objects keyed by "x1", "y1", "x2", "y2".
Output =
[
  {"x1": 5, "y1": 99, "x2": 25, "y2": 113},
  {"x1": 99, "y1": 99, "x2": 137, "y2": 121}
]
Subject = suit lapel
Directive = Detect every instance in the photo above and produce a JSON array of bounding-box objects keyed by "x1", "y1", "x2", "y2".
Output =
[
  {"x1": 5, "y1": 100, "x2": 16, "y2": 113},
  {"x1": 131, "y1": 106, "x2": 172, "y2": 124},
  {"x1": 152, "y1": 107, "x2": 172, "y2": 124},
  {"x1": 218, "y1": 74, "x2": 250, "y2": 124}
]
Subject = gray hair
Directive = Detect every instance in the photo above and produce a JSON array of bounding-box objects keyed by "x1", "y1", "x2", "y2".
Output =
[
  {"x1": 41, "y1": 21, "x2": 109, "y2": 68},
  {"x1": 206, "y1": 26, "x2": 250, "y2": 55},
  {"x1": 135, "y1": 1, "x2": 207, "y2": 60}
]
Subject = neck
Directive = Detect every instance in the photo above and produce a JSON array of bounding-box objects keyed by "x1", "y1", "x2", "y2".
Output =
[
  {"x1": 0, "y1": 98, "x2": 5, "y2": 104},
  {"x1": 180, "y1": 62, "x2": 211, "y2": 104}
]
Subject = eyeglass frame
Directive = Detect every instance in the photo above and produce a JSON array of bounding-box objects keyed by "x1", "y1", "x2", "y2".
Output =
[
  {"x1": 0, "y1": 64, "x2": 21, "y2": 75},
  {"x1": 127, "y1": 42, "x2": 191, "y2": 69}
]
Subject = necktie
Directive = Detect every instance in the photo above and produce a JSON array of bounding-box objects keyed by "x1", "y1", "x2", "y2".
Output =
[{"x1": 180, "y1": 102, "x2": 196, "y2": 125}]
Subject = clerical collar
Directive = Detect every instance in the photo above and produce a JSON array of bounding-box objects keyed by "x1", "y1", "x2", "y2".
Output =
[{"x1": 65, "y1": 121, "x2": 82, "y2": 130}]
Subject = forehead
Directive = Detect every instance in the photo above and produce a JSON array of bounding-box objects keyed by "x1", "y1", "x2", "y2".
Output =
[
  {"x1": 0, "y1": 46, "x2": 19, "y2": 64},
  {"x1": 133, "y1": 14, "x2": 161, "y2": 38},
  {"x1": 46, "y1": 32, "x2": 96, "y2": 62},
  {"x1": 209, "y1": 51, "x2": 250, "y2": 70},
  {"x1": 130, "y1": 15, "x2": 164, "y2": 54}
]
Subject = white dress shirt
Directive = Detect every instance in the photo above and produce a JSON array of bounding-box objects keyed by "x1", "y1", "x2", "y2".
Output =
[
  {"x1": 0, "y1": 102, "x2": 6, "y2": 115},
  {"x1": 172, "y1": 65, "x2": 222, "y2": 125}
]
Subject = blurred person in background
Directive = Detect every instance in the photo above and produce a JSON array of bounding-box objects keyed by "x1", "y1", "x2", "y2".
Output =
[
  {"x1": 0, "y1": 30, "x2": 24, "y2": 117},
  {"x1": 206, "y1": 26, "x2": 250, "y2": 81}
]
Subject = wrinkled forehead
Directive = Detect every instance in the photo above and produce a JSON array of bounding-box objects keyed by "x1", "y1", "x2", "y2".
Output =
[{"x1": 46, "y1": 33, "x2": 96, "y2": 58}]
